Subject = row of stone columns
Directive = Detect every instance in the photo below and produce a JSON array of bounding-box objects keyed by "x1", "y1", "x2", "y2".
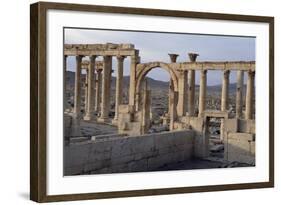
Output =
[
  {"x1": 197, "y1": 69, "x2": 255, "y2": 119},
  {"x1": 167, "y1": 53, "x2": 255, "y2": 119},
  {"x1": 65, "y1": 54, "x2": 127, "y2": 122}
]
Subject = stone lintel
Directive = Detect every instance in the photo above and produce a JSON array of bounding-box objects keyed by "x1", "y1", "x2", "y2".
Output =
[{"x1": 64, "y1": 50, "x2": 137, "y2": 57}]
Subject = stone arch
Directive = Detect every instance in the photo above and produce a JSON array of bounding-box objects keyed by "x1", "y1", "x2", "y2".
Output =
[{"x1": 136, "y1": 62, "x2": 179, "y2": 94}]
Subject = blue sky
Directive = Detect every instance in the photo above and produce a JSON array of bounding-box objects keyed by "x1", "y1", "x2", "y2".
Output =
[{"x1": 64, "y1": 28, "x2": 255, "y2": 85}]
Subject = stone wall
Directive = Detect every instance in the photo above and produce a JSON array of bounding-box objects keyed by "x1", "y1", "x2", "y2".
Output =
[
  {"x1": 64, "y1": 129, "x2": 195, "y2": 175},
  {"x1": 224, "y1": 132, "x2": 255, "y2": 164}
]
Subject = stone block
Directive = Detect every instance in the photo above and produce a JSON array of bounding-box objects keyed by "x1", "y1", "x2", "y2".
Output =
[
  {"x1": 128, "y1": 159, "x2": 148, "y2": 172},
  {"x1": 64, "y1": 143, "x2": 91, "y2": 168}
]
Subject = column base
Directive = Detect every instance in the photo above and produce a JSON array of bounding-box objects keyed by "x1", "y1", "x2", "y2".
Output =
[
  {"x1": 112, "y1": 118, "x2": 118, "y2": 126},
  {"x1": 97, "y1": 117, "x2": 110, "y2": 123},
  {"x1": 83, "y1": 113, "x2": 96, "y2": 121}
]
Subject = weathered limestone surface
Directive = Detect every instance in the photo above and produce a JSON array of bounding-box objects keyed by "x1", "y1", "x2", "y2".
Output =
[
  {"x1": 224, "y1": 132, "x2": 255, "y2": 164},
  {"x1": 236, "y1": 70, "x2": 244, "y2": 118},
  {"x1": 64, "y1": 130, "x2": 195, "y2": 175},
  {"x1": 64, "y1": 43, "x2": 256, "y2": 166},
  {"x1": 98, "y1": 56, "x2": 112, "y2": 122},
  {"x1": 198, "y1": 70, "x2": 207, "y2": 117},
  {"x1": 84, "y1": 56, "x2": 96, "y2": 121},
  {"x1": 129, "y1": 55, "x2": 137, "y2": 106},
  {"x1": 221, "y1": 70, "x2": 230, "y2": 111},
  {"x1": 73, "y1": 55, "x2": 83, "y2": 119},
  {"x1": 95, "y1": 69, "x2": 102, "y2": 113},
  {"x1": 177, "y1": 70, "x2": 188, "y2": 117},
  {"x1": 245, "y1": 71, "x2": 255, "y2": 119},
  {"x1": 113, "y1": 56, "x2": 125, "y2": 123},
  {"x1": 63, "y1": 55, "x2": 68, "y2": 111},
  {"x1": 141, "y1": 85, "x2": 151, "y2": 134},
  {"x1": 187, "y1": 70, "x2": 195, "y2": 116}
]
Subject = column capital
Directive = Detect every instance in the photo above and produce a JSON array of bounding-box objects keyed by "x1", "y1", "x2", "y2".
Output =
[
  {"x1": 76, "y1": 55, "x2": 83, "y2": 60},
  {"x1": 168, "y1": 53, "x2": 179, "y2": 63},
  {"x1": 90, "y1": 55, "x2": 97, "y2": 61},
  {"x1": 103, "y1": 55, "x2": 111, "y2": 58},
  {"x1": 248, "y1": 70, "x2": 255, "y2": 76},
  {"x1": 117, "y1": 55, "x2": 126, "y2": 61},
  {"x1": 223, "y1": 70, "x2": 230, "y2": 76},
  {"x1": 201, "y1": 69, "x2": 207, "y2": 75},
  {"x1": 188, "y1": 53, "x2": 199, "y2": 62}
]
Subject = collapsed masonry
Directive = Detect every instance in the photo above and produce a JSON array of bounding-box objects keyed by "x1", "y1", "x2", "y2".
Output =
[{"x1": 64, "y1": 43, "x2": 255, "y2": 165}]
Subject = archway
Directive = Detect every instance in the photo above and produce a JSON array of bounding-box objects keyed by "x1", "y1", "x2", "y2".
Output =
[
  {"x1": 136, "y1": 62, "x2": 178, "y2": 94},
  {"x1": 135, "y1": 62, "x2": 179, "y2": 132}
]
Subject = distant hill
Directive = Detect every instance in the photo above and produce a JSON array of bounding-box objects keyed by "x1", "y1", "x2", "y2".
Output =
[
  {"x1": 66, "y1": 71, "x2": 169, "y2": 90},
  {"x1": 66, "y1": 71, "x2": 244, "y2": 93}
]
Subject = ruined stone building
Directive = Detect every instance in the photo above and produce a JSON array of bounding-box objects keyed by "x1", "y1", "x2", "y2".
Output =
[{"x1": 63, "y1": 43, "x2": 255, "y2": 175}]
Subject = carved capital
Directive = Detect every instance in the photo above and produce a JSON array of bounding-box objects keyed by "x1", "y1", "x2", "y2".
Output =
[
  {"x1": 188, "y1": 53, "x2": 199, "y2": 62},
  {"x1": 201, "y1": 69, "x2": 207, "y2": 75},
  {"x1": 223, "y1": 70, "x2": 230, "y2": 77},
  {"x1": 117, "y1": 55, "x2": 126, "y2": 61},
  {"x1": 168, "y1": 53, "x2": 179, "y2": 63},
  {"x1": 248, "y1": 70, "x2": 255, "y2": 77},
  {"x1": 90, "y1": 55, "x2": 97, "y2": 62},
  {"x1": 75, "y1": 55, "x2": 83, "y2": 61}
]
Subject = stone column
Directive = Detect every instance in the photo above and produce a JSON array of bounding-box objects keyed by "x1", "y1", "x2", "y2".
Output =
[
  {"x1": 84, "y1": 69, "x2": 88, "y2": 113},
  {"x1": 170, "y1": 89, "x2": 178, "y2": 131},
  {"x1": 113, "y1": 56, "x2": 125, "y2": 123},
  {"x1": 187, "y1": 53, "x2": 198, "y2": 116},
  {"x1": 99, "y1": 55, "x2": 112, "y2": 122},
  {"x1": 177, "y1": 70, "x2": 188, "y2": 117},
  {"x1": 221, "y1": 70, "x2": 230, "y2": 111},
  {"x1": 129, "y1": 55, "x2": 137, "y2": 107},
  {"x1": 245, "y1": 70, "x2": 255, "y2": 119},
  {"x1": 95, "y1": 69, "x2": 102, "y2": 113},
  {"x1": 168, "y1": 78, "x2": 174, "y2": 114},
  {"x1": 187, "y1": 70, "x2": 195, "y2": 116},
  {"x1": 73, "y1": 55, "x2": 83, "y2": 119},
  {"x1": 236, "y1": 70, "x2": 244, "y2": 118},
  {"x1": 198, "y1": 70, "x2": 207, "y2": 117},
  {"x1": 84, "y1": 56, "x2": 96, "y2": 121},
  {"x1": 141, "y1": 81, "x2": 151, "y2": 134},
  {"x1": 63, "y1": 55, "x2": 68, "y2": 111}
]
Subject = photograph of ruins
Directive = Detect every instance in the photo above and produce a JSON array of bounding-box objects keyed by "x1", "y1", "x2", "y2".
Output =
[{"x1": 63, "y1": 28, "x2": 255, "y2": 176}]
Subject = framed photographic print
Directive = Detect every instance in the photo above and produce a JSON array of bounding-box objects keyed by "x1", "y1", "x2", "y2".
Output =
[{"x1": 30, "y1": 1, "x2": 274, "y2": 202}]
